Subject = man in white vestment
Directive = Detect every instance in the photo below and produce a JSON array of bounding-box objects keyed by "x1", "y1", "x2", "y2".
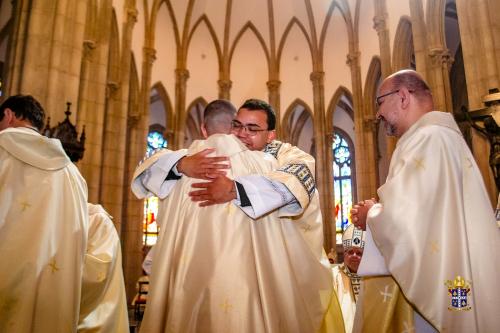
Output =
[
  {"x1": 332, "y1": 224, "x2": 365, "y2": 333},
  {"x1": 0, "y1": 95, "x2": 89, "y2": 332},
  {"x1": 351, "y1": 70, "x2": 500, "y2": 332},
  {"x1": 78, "y1": 203, "x2": 129, "y2": 332},
  {"x1": 136, "y1": 100, "x2": 344, "y2": 332}
]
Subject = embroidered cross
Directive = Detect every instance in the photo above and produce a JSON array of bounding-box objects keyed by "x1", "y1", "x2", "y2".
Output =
[
  {"x1": 220, "y1": 299, "x2": 233, "y2": 314},
  {"x1": 430, "y1": 240, "x2": 440, "y2": 254},
  {"x1": 414, "y1": 158, "x2": 425, "y2": 170},
  {"x1": 380, "y1": 285, "x2": 393, "y2": 303},
  {"x1": 19, "y1": 200, "x2": 31, "y2": 212},
  {"x1": 48, "y1": 259, "x2": 60, "y2": 273},
  {"x1": 301, "y1": 224, "x2": 312, "y2": 232}
]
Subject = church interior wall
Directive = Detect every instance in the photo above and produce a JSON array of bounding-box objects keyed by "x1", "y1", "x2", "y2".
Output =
[
  {"x1": 279, "y1": 24, "x2": 314, "y2": 119},
  {"x1": 185, "y1": 21, "x2": 219, "y2": 106},
  {"x1": 149, "y1": 3, "x2": 176, "y2": 102}
]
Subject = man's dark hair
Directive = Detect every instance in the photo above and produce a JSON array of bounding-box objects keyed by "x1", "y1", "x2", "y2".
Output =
[
  {"x1": 390, "y1": 70, "x2": 432, "y2": 101},
  {"x1": 0, "y1": 94, "x2": 46, "y2": 130},
  {"x1": 203, "y1": 99, "x2": 237, "y2": 135},
  {"x1": 239, "y1": 99, "x2": 276, "y2": 130}
]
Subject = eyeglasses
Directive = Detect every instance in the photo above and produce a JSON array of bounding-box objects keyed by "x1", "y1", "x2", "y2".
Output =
[
  {"x1": 375, "y1": 89, "x2": 400, "y2": 107},
  {"x1": 231, "y1": 120, "x2": 268, "y2": 136}
]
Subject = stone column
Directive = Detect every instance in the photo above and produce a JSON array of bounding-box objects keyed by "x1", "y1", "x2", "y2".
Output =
[
  {"x1": 267, "y1": 79, "x2": 281, "y2": 135},
  {"x1": 373, "y1": 0, "x2": 397, "y2": 160},
  {"x1": 310, "y1": 70, "x2": 334, "y2": 250},
  {"x1": 217, "y1": 78, "x2": 232, "y2": 100},
  {"x1": 348, "y1": 51, "x2": 378, "y2": 201},
  {"x1": 173, "y1": 68, "x2": 189, "y2": 149},
  {"x1": 428, "y1": 47, "x2": 454, "y2": 113},
  {"x1": 7, "y1": 0, "x2": 87, "y2": 121},
  {"x1": 456, "y1": 0, "x2": 499, "y2": 204}
]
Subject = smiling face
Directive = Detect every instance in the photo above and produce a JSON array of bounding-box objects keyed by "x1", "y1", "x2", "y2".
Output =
[{"x1": 231, "y1": 108, "x2": 276, "y2": 151}]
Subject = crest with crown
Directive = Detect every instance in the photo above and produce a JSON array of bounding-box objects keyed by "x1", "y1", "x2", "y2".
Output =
[
  {"x1": 342, "y1": 224, "x2": 366, "y2": 250},
  {"x1": 445, "y1": 275, "x2": 472, "y2": 311}
]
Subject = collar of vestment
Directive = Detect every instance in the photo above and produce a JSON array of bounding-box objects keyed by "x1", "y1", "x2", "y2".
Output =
[
  {"x1": 341, "y1": 263, "x2": 361, "y2": 300},
  {"x1": 189, "y1": 134, "x2": 248, "y2": 157},
  {"x1": 398, "y1": 111, "x2": 461, "y2": 148},
  {"x1": 263, "y1": 140, "x2": 283, "y2": 157},
  {"x1": 0, "y1": 127, "x2": 70, "y2": 170}
]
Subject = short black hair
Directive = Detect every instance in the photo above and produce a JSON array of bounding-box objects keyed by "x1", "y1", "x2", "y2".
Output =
[
  {"x1": 203, "y1": 99, "x2": 237, "y2": 135},
  {"x1": 239, "y1": 99, "x2": 276, "y2": 130},
  {"x1": 0, "y1": 94, "x2": 45, "y2": 130}
]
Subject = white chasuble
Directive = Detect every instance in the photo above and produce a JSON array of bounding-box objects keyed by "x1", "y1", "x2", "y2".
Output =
[
  {"x1": 140, "y1": 134, "x2": 343, "y2": 333},
  {"x1": 0, "y1": 127, "x2": 88, "y2": 332},
  {"x1": 78, "y1": 204, "x2": 129, "y2": 332},
  {"x1": 355, "y1": 112, "x2": 500, "y2": 332}
]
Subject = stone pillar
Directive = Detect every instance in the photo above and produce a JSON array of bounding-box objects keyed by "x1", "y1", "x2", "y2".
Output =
[
  {"x1": 348, "y1": 51, "x2": 378, "y2": 202},
  {"x1": 455, "y1": 0, "x2": 499, "y2": 204},
  {"x1": 373, "y1": 0, "x2": 397, "y2": 160},
  {"x1": 267, "y1": 79, "x2": 281, "y2": 135},
  {"x1": 173, "y1": 68, "x2": 189, "y2": 149},
  {"x1": 310, "y1": 70, "x2": 334, "y2": 250},
  {"x1": 217, "y1": 78, "x2": 232, "y2": 100},
  {"x1": 428, "y1": 47, "x2": 454, "y2": 113}
]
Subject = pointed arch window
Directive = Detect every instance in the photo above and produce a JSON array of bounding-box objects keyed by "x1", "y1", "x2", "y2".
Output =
[
  {"x1": 333, "y1": 130, "x2": 355, "y2": 242},
  {"x1": 143, "y1": 130, "x2": 167, "y2": 246}
]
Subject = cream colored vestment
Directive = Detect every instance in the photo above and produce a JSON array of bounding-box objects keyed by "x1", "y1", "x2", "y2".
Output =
[
  {"x1": 140, "y1": 134, "x2": 342, "y2": 333},
  {"x1": 0, "y1": 127, "x2": 88, "y2": 332},
  {"x1": 78, "y1": 203, "x2": 129, "y2": 333},
  {"x1": 354, "y1": 112, "x2": 500, "y2": 332}
]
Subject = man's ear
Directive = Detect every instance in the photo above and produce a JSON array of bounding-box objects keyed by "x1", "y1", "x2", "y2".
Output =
[
  {"x1": 400, "y1": 88, "x2": 411, "y2": 109},
  {"x1": 267, "y1": 130, "x2": 276, "y2": 143},
  {"x1": 3, "y1": 108, "x2": 15, "y2": 124},
  {"x1": 201, "y1": 123, "x2": 208, "y2": 139}
]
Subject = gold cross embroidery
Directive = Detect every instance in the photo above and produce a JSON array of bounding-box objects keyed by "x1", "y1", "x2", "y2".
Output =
[
  {"x1": 19, "y1": 200, "x2": 31, "y2": 212},
  {"x1": 380, "y1": 285, "x2": 393, "y2": 303},
  {"x1": 430, "y1": 240, "x2": 440, "y2": 254},
  {"x1": 220, "y1": 299, "x2": 233, "y2": 314},
  {"x1": 414, "y1": 158, "x2": 425, "y2": 170},
  {"x1": 48, "y1": 259, "x2": 60, "y2": 273}
]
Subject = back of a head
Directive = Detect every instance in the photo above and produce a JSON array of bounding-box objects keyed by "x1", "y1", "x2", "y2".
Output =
[
  {"x1": 0, "y1": 94, "x2": 46, "y2": 130},
  {"x1": 239, "y1": 98, "x2": 276, "y2": 130},
  {"x1": 388, "y1": 69, "x2": 434, "y2": 109},
  {"x1": 203, "y1": 99, "x2": 237, "y2": 136}
]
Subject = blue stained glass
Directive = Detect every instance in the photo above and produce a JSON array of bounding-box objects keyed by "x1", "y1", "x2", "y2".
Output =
[
  {"x1": 147, "y1": 131, "x2": 167, "y2": 153},
  {"x1": 332, "y1": 132, "x2": 354, "y2": 242}
]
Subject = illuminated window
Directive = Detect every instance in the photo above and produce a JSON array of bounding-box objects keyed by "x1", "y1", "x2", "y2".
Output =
[
  {"x1": 333, "y1": 131, "x2": 354, "y2": 243},
  {"x1": 143, "y1": 130, "x2": 167, "y2": 246},
  {"x1": 146, "y1": 131, "x2": 167, "y2": 153}
]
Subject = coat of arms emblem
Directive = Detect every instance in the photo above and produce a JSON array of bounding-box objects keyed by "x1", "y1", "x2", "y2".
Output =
[{"x1": 445, "y1": 276, "x2": 471, "y2": 311}]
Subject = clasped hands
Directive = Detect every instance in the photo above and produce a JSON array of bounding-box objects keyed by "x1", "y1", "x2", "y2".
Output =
[
  {"x1": 350, "y1": 198, "x2": 377, "y2": 230},
  {"x1": 177, "y1": 148, "x2": 236, "y2": 206}
]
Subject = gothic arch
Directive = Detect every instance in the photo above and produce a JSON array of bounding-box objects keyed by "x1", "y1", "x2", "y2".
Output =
[
  {"x1": 282, "y1": 99, "x2": 314, "y2": 148},
  {"x1": 326, "y1": 86, "x2": 354, "y2": 134},
  {"x1": 277, "y1": 18, "x2": 313, "y2": 72},
  {"x1": 150, "y1": 81, "x2": 174, "y2": 139},
  {"x1": 229, "y1": 22, "x2": 270, "y2": 73},
  {"x1": 392, "y1": 16, "x2": 415, "y2": 70},
  {"x1": 188, "y1": 15, "x2": 222, "y2": 69},
  {"x1": 184, "y1": 97, "x2": 207, "y2": 147},
  {"x1": 426, "y1": 0, "x2": 447, "y2": 48}
]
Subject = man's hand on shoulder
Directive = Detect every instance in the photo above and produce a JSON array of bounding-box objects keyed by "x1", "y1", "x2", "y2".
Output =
[
  {"x1": 177, "y1": 148, "x2": 230, "y2": 180},
  {"x1": 189, "y1": 175, "x2": 237, "y2": 206}
]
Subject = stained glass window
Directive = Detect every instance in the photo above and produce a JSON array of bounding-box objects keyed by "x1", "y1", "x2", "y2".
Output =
[
  {"x1": 143, "y1": 131, "x2": 167, "y2": 246},
  {"x1": 146, "y1": 131, "x2": 167, "y2": 154},
  {"x1": 333, "y1": 131, "x2": 354, "y2": 243}
]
